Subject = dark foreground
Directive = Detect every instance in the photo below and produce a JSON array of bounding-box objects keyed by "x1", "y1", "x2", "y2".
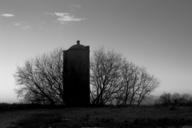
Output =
[{"x1": 1, "y1": 106, "x2": 192, "y2": 128}]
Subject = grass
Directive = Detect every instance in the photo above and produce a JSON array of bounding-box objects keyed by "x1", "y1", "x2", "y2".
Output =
[{"x1": 1, "y1": 105, "x2": 192, "y2": 128}]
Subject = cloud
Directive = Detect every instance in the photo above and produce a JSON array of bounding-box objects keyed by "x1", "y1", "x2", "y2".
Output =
[
  {"x1": 13, "y1": 22, "x2": 22, "y2": 26},
  {"x1": 22, "y1": 25, "x2": 31, "y2": 30},
  {"x1": 13, "y1": 22, "x2": 31, "y2": 30},
  {"x1": 1, "y1": 13, "x2": 15, "y2": 18},
  {"x1": 53, "y1": 12, "x2": 84, "y2": 24},
  {"x1": 69, "y1": 4, "x2": 82, "y2": 11}
]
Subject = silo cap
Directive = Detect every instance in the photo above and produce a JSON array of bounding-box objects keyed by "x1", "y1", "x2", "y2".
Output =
[
  {"x1": 68, "y1": 40, "x2": 89, "y2": 50},
  {"x1": 77, "y1": 40, "x2": 80, "y2": 45}
]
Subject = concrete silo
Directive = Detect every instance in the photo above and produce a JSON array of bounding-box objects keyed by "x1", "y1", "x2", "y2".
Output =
[{"x1": 63, "y1": 41, "x2": 90, "y2": 106}]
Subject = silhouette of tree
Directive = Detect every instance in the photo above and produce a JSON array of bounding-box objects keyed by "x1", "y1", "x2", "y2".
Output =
[
  {"x1": 116, "y1": 62, "x2": 158, "y2": 105},
  {"x1": 90, "y1": 48, "x2": 159, "y2": 106},
  {"x1": 158, "y1": 93, "x2": 172, "y2": 105},
  {"x1": 171, "y1": 93, "x2": 181, "y2": 105},
  {"x1": 116, "y1": 61, "x2": 138, "y2": 105},
  {"x1": 158, "y1": 93, "x2": 192, "y2": 106},
  {"x1": 135, "y1": 68, "x2": 159, "y2": 105},
  {"x1": 90, "y1": 48, "x2": 122, "y2": 105},
  {"x1": 180, "y1": 93, "x2": 192, "y2": 105},
  {"x1": 15, "y1": 49, "x2": 63, "y2": 104}
]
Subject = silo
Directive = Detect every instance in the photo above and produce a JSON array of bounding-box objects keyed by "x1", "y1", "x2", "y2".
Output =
[{"x1": 63, "y1": 41, "x2": 90, "y2": 106}]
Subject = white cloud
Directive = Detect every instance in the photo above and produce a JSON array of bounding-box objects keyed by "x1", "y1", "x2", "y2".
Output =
[
  {"x1": 13, "y1": 22, "x2": 22, "y2": 26},
  {"x1": 1, "y1": 13, "x2": 15, "y2": 18},
  {"x1": 21, "y1": 25, "x2": 31, "y2": 30},
  {"x1": 13, "y1": 22, "x2": 31, "y2": 30},
  {"x1": 53, "y1": 12, "x2": 84, "y2": 24},
  {"x1": 69, "y1": 4, "x2": 82, "y2": 11}
]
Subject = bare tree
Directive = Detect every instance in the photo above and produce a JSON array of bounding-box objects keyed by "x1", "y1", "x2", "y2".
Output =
[
  {"x1": 15, "y1": 49, "x2": 63, "y2": 104},
  {"x1": 90, "y1": 48, "x2": 159, "y2": 106},
  {"x1": 158, "y1": 93, "x2": 192, "y2": 106},
  {"x1": 116, "y1": 61, "x2": 138, "y2": 105},
  {"x1": 136, "y1": 68, "x2": 159, "y2": 105},
  {"x1": 90, "y1": 48, "x2": 122, "y2": 105},
  {"x1": 116, "y1": 62, "x2": 159, "y2": 106},
  {"x1": 158, "y1": 93, "x2": 172, "y2": 105}
]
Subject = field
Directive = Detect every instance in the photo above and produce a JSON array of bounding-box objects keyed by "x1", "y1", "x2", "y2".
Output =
[{"x1": 0, "y1": 105, "x2": 192, "y2": 128}]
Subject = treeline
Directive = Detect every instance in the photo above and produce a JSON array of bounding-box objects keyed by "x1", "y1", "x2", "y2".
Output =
[{"x1": 156, "y1": 93, "x2": 192, "y2": 106}]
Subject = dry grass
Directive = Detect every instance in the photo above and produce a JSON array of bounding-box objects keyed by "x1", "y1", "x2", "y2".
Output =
[{"x1": 1, "y1": 106, "x2": 192, "y2": 128}]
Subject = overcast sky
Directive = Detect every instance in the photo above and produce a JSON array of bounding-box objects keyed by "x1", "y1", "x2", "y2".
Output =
[{"x1": 0, "y1": 0, "x2": 192, "y2": 102}]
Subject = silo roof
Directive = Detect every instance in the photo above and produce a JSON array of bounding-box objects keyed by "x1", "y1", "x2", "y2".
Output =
[{"x1": 68, "y1": 40, "x2": 88, "y2": 50}]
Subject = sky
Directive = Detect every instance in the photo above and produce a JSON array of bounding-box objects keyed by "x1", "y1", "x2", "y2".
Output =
[{"x1": 0, "y1": 0, "x2": 192, "y2": 103}]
